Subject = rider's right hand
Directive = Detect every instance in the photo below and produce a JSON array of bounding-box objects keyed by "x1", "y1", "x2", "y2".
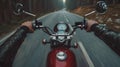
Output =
[{"x1": 86, "y1": 20, "x2": 98, "y2": 32}]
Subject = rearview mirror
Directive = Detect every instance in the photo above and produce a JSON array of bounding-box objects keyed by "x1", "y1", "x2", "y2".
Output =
[
  {"x1": 13, "y1": 3, "x2": 36, "y2": 17},
  {"x1": 96, "y1": 1, "x2": 107, "y2": 14},
  {"x1": 84, "y1": 1, "x2": 108, "y2": 16},
  {"x1": 14, "y1": 3, "x2": 24, "y2": 15}
]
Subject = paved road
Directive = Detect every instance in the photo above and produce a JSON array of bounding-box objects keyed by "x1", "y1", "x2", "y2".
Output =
[{"x1": 2, "y1": 10, "x2": 120, "y2": 67}]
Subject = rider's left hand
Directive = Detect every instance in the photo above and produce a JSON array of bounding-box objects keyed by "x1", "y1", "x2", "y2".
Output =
[{"x1": 21, "y1": 21, "x2": 34, "y2": 32}]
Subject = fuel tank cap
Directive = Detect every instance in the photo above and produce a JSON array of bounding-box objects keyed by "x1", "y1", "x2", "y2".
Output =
[{"x1": 56, "y1": 51, "x2": 67, "y2": 61}]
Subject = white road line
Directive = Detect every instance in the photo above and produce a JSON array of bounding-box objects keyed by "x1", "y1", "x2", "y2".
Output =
[
  {"x1": 0, "y1": 29, "x2": 17, "y2": 44},
  {"x1": 63, "y1": 11, "x2": 69, "y2": 22},
  {"x1": 78, "y1": 42, "x2": 95, "y2": 67}
]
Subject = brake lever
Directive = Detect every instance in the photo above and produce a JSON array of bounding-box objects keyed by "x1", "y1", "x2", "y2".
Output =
[
  {"x1": 74, "y1": 22, "x2": 85, "y2": 30},
  {"x1": 74, "y1": 17, "x2": 87, "y2": 30}
]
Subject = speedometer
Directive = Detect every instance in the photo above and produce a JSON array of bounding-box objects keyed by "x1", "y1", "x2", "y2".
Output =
[{"x1": 57, "y1": 23, "x2": 67, "y2": 31}]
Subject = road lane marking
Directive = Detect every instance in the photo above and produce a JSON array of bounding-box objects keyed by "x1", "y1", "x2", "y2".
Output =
[
  {"x1": 62, "y1": 11, "x2": 69, "y2": 22},
  {"x1": 0, "y1": 30, "x2": 16, "y2": 45},
  {"x1": 78, "y1": 42, "x2": 95, "y2": 67}
]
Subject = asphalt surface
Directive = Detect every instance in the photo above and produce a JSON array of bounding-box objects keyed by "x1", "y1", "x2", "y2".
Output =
[{"x1": 1, "y1": 10, "x2": 120, "y2": 67}]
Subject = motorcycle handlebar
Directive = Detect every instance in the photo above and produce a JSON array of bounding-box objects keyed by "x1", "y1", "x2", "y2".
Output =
[{"x1": 32, "y1": 20, "x2": 87, "y2": 35}]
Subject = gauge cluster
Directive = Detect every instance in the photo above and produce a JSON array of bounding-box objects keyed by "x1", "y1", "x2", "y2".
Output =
[{"x1": 57, "y1": 23, "x2": 67, "y2": 31}]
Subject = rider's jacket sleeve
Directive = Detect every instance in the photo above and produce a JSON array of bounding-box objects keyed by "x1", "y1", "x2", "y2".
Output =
[
  {"x1": 91, "y1": 24, "x2": 120, "y2": 55},
  {"x1": 0, "y1": 26, "x2": 29, "y2": 67}
]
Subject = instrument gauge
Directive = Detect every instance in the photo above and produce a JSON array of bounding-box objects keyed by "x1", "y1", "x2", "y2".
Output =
[{"x1": 57, "y1": 23, "x2": 67, "y2": 31}]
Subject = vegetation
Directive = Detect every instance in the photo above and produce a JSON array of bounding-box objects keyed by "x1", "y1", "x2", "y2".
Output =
[
  {"x1": 72, "y1": 4, "x2": 120, "y2": 32},
  {"x1": 0, "y1": 0, "x2": 120, "y2": 37}
]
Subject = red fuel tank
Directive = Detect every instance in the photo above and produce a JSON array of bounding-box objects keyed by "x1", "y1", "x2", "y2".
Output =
[{"x1": 47, "y1": 47, "x2": 77, "y2": 67}]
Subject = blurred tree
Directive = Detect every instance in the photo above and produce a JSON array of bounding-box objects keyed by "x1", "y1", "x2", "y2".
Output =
[
  {"x1": 0, "y1": 0, "x2": 13, "y2": 24},
  {"x1": 0, "y1": 0, "x2": 120, "y2": 24}
]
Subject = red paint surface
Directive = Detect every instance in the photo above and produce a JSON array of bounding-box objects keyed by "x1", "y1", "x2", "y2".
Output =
[{"x1": 47, "y1": 47, "x2": 77, "y2": 67}]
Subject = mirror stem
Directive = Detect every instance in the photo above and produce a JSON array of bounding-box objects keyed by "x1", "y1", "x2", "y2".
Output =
[
  {"x1": 84, "y1": 11, "x2": 96, "y2": 17},
  {"x1": 23, "y1": 10, "x2": 36, "y2": 17}
]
